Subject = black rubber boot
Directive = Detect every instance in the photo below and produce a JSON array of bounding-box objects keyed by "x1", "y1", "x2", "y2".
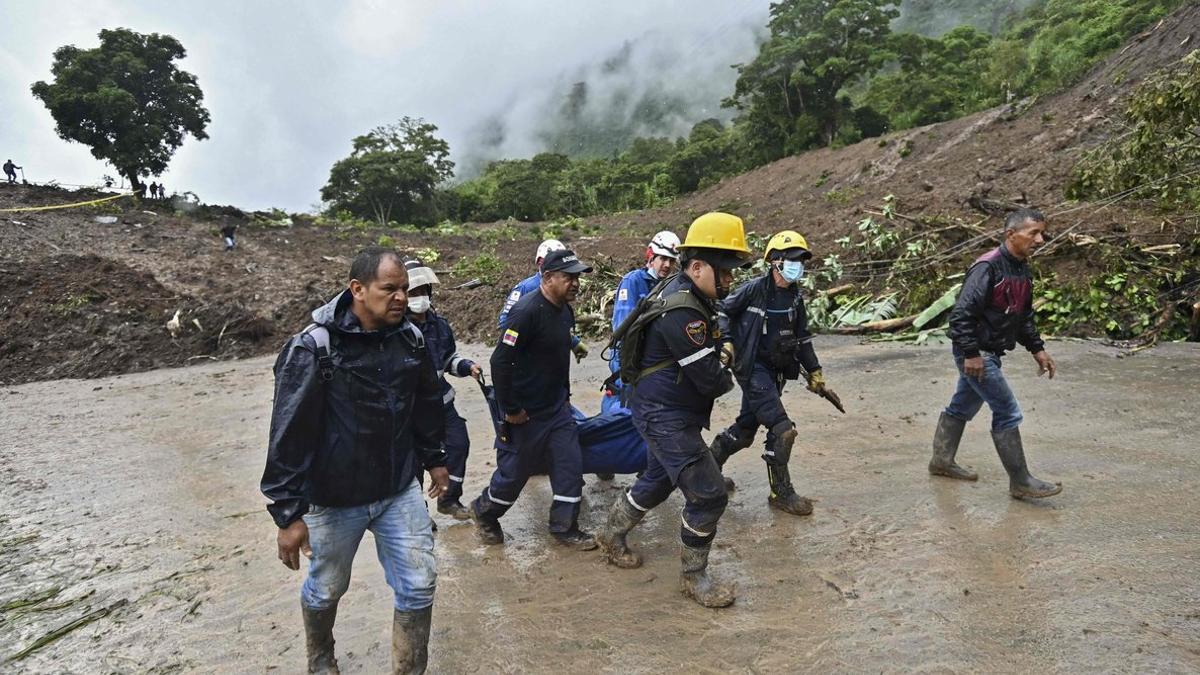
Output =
[
  {"x1": 928, "y1": 412, "x2": 978, "y2": 481},
  {"x1": 992, "y1": 427, "x2": 1062, "y2": 499},
  {"x1": 597, "y1": 493, "x2": 646, "y2": 569},
  {"x1": 710, "y1": 428, "x2": 752, "y2": 493},
  {"x1": 679, "y1": 545, "x2": 735, "y2": 608},
  {"x1": 766, "y1": 463, "x2": 814, "y2": 515},
  {"x1": 552, "y1": 527, "x2": 598, "y2": 551},
  {"x1": 391, "y1": 606, "x2": 432, "y2": 674},
  {"x1": 468, "y1": 497, "x2": 505, "y2": 545},
  {"x1": 436, "y1": 498, "x2": 471, "y2": 521},
  {"x1": 301, "y1": 603, "x2": 340, "y2": 674},
  {"x1": 764, "y1": 423, "x2": 812, "y2": 515}
]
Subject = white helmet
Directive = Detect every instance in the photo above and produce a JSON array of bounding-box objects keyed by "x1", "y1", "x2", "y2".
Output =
[
  {"x1": 535, "y1": 238, "x2": 566, "y2": 266},
  {"x1": 403, "y1": 259, "x2": 439, "y2": 290},
  {"x1": 647, "y1": 230, "x2": 681, "y2": 260}
]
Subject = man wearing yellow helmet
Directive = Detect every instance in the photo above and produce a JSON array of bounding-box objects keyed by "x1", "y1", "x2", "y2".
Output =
[
  {"x1": 709, "y1": 230, "x2": 828, "y2": 516},
  {"x1": 597, "y1": 212, "x2": 750, "y2": 608}
]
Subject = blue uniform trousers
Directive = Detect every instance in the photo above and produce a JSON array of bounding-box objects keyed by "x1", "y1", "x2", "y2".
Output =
[
  {"x1": 627, "y1": 404, "x2": 728, "y2": 548},
  {"x1": 474, "y1": 401, "x2": 584, "y2": 533}
]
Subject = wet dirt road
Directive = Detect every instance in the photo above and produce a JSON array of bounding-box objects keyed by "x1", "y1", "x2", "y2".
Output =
[{"x1": 2, "y1": 337, "x2": 1198, "y2": 673}]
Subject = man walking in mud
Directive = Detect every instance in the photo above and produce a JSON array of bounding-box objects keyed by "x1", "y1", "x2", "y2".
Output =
[
  {"x1": 261, "y1": 246, "x2": 449, "y2": 674},
  {"x1": 709, "y1": 230, "x2": 837, "y2": 516},
  {"x1": 927, "y1": 208, "x2": 1062, "y2": 499},
  {"x1": 597, "y1": 212, "x2": 751, "y2": 608},
  {"x1": 469, "y1": 248, "x2": 598, "y2": 550}
]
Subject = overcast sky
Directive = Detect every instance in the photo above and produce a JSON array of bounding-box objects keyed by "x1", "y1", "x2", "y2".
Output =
[{"x1": 0, "y1": 1, "x2": 767, "y2": 212}]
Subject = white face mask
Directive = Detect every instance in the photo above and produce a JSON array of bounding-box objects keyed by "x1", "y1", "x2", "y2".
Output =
[
  {"x1": 408, "y1": 296, "x2": 431, "y2": 314},
  {"x1": 780, "y1": 260, "x2": 805, "y2": 283}
]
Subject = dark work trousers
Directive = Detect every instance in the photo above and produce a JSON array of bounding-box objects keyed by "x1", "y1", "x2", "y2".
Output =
[
  {"x1": 627, "y1": 404, "x2": 729, "y2": 548},
  {"x1": 441, "y1": 401, "x2": 470, "y2": 504},
  {"x1": 729, "y1": 361, "x2": 791, "y2": 466},
  {"x1": 474, "y1": 401, "x2": 583, "y2": 533}
]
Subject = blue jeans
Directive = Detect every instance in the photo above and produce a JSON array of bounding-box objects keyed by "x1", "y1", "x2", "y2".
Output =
[
  {"x1": 946, "y1": 351, "x2": 1024, "y2": 431},
  {"x1": 300, "y1": 478, "x2": 436, "y2": 612}
]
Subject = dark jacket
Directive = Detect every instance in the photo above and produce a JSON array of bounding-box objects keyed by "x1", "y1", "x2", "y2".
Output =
[
  {"x1": 410, "y1": 309, "x2": 476, "y2": 407},
  {"x1": 718, "y1": 273, "x2": 820, "y2": 382},
  {"x1": 631, "y1": 275, "x2": 734, "y2": 428},
  {"x1": 949, "y1": 244, "x2": 1045, "y2": 358},
  {"x1": 260, "y1": 291, "x2": 446, "y2": 528},
  {"x1": 491, "y1": 288, "x2": 574, "y2": 415}
]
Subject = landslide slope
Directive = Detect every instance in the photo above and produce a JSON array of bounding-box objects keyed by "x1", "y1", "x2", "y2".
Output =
[{"x1": 2, "y1": 4, "x2": 1197, "y2": 385}]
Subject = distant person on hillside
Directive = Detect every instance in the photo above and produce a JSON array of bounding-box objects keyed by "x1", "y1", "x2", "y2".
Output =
[
  {"x1": 927, "y1": 208, "x2": 1062, "y2": 499},
  {"x1": 3, "y1": 159, "x2": 21, "y2": 184},
  {"x1": 136, "y1": 183, "x2": 147, "y2": 199},
  {"x1": 158, "y1": 183, "x2": 167, "y2": 200},
  {"x1": 149, "y1": 182, "x2": 159, "y2": 199},
  {"x1": 221, "y1": 223, "x2": 238, "y2": 251}
]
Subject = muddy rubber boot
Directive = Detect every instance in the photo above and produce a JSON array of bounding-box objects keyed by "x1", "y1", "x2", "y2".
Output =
[
  {"x1": 301, "y1": 604, "x2": 340, "y2": 674},
  {"x1": 710, "y1": 429, "x2": 751, "y2": 493},
  {"x1": 468, "y1": 497, "x2": 504, "y2": 545},
  {"x1": 597, "y1": 494, "x2": 646, "y2": 569},
  {"x1": 552, "y1": 527, "x2": 598, "y2": 551},
  {"x1": 928, "y1": 412, "x2": 978, "y2": 481},
  {"x1": 764, "y1": 424, "x2": 812, "y2": 515},
  {"x1": 436, "y1": 498, "x2": 471, "y2": 521},
  {"x1": 991, "y1": 427, "x2": 1062, "y2": 499},
  {"x1": 679, "y1": 545, "x2": 735, "y2": 608},
  {"x1": 766, "y1": 463, "x2": 814, "y2": 515},
  {"x1": 391, "y1": 606, "x2": 431, "y2": 674}
]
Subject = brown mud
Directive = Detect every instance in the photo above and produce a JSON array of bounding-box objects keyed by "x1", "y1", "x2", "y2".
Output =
[{"x1": 2, "y1": 337, "x2": 1198, "y2": 672}]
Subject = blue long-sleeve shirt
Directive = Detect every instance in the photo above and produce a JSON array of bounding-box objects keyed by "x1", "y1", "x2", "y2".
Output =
[{"x1": 609, "y1": 267, "x2": 659, "y2": 376}]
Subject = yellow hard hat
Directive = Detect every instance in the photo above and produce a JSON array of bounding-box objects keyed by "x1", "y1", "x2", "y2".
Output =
[
  {"x1": 764, "y1": 230, "x2": 812, "y2": 261},
  {"x1": 677, "y1": 212, "x2": 754, "y2": 268}
]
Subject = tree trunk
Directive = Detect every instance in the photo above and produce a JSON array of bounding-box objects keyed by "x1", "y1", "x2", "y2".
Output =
[{"x1": 124, "y1": 169, "x2": 143, "y2": 191}]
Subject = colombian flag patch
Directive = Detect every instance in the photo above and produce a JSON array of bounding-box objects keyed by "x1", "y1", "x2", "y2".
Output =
[{"x1": 502, "y1": 328, "x2": 519, "y2": 346}]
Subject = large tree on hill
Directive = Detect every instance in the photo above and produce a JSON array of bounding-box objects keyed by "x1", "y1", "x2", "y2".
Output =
[
  {"x1": 31, "y1": 28, "x2": 210, "y2": 190},
  {"x1": 724, "y1": 0, "x2": 897, "y2": 160},
  {"x1": 322, "y1": 118, "x2": 454, "y2": 227}
]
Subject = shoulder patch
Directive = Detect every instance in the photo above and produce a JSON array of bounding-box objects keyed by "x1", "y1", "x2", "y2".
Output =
[
  {"x1": 508, "y1": 290, "x2": 522, "y2": 301},
  {"x1": 502, "y1": 328, "x2": 519, "y2": 346},
  {"x1": 685, "y1": 319, "x2": 707, "y2": 346},
  {"x1": 618, "y1": 288, "x2": 628, "y2": 301}
]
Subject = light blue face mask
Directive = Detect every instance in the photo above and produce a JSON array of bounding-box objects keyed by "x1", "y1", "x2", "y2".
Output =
[{"x1": 780, "y1": 260, "x2": 805, "y2": 283}]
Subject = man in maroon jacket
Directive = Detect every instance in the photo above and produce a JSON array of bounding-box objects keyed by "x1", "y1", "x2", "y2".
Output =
[{"x1": 929, "y1": 208, "x2": 1062, "y2": 499}]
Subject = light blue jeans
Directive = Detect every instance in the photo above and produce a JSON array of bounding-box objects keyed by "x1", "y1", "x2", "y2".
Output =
[
  {"x1": 945, "y1": 350, "x2": 1024, "y2": 432},
  {"x1": 300, "y1": 479, "x2": 436, "y2": 612}
]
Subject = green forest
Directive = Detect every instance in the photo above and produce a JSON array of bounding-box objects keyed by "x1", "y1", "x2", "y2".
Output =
[{"x1": 320, "y1": 0, "x2": 1189, "y2": 227}]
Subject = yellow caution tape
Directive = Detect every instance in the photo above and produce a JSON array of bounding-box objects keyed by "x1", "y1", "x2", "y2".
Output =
[{"x1": 0, "y1": 191, "x2": 135, "y2": 213}]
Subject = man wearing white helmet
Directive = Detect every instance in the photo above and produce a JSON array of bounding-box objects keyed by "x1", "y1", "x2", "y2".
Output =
[
  {"x1": 498, "y1": 239, "x2": 588, "y2": 362},
  {"x1": 404, "y1": 259, "x2": 484, "y2": 521},
  {"x1": 600, "y1": 230, "x2": 681, "y2": 415}
]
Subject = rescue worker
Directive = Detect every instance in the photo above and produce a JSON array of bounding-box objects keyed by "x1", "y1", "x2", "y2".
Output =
[
  {"x1": 499, "y1": 238, "x2": 588, "y2": 363},
  {"x1": 404, "y1": 259, "x2": 483, "y2": 520},
  {"x1": 596, "y1": 212, "x2": 751, "y2": 608},
  {"x1": 929, "y1": 208, "x2": 1062, "y2": 498},
  {"x1": 261, "y1": 246, "x2": 448, "y2": 674},
  {"x1": 149, "y1": 182, "x2": 159, "y2": 199},
  {"x1": 4, "y1": 159, "x2": 22, "y2": 184},
  {"x1": 470, "y1": 248, "x2": 597, "y2": 550},
  {"x1": 708, "y1": 231, "x2": 829, "y2": 516},
  {"x1": 601, "y1": 230, "x2": 681, "y2": 415}
]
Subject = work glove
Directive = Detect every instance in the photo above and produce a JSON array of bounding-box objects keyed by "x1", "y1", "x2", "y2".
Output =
[
  {"x1": 572, "y1": 341, "x2": 589, "y2": 363},
  {"x1": 806, "y1": 369, "x2": 826, "y2": 393},
  {"x1": 719, "y1": 342, "x2": 736, "y2": 368}
]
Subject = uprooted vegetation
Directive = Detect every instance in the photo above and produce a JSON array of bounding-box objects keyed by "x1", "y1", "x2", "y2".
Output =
[{"x1": 3, "y1": 5, "x2": 1200, "y2": 385}]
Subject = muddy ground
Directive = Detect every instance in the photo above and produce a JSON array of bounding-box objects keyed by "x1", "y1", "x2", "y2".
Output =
[{"x1": 1, "y1": 337, "x2": 1197, "y2": 673}]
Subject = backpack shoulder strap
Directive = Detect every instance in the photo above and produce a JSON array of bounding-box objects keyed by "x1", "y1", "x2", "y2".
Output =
[{"x1": 303, "y1": 323, "x2": 334, "y2": 382}]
